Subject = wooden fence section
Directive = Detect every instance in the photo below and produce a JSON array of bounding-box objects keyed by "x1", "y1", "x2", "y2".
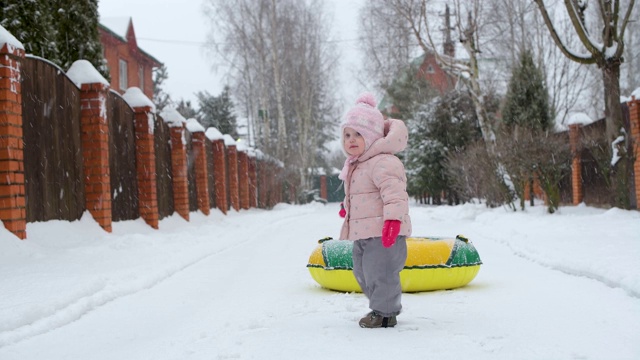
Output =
[
  {"x1": 154, "y1": 114, "x2": 174, "y2": 220},
  {"x1": 0, "y1": 46, "x2": 285, "y2": 240},
  {"x1": 22, "y1": 56, "x2": 85, "y2": 223},
  {"x1": 108, "y1": 91, "x2": 138, "y2": 221}
]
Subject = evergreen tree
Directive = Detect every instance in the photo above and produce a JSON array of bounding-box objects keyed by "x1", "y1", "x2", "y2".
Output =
[
  {"x1": 502, "y1": 50, "x2": 550, "y2": 131},
  {"x1": 385, "y1": 58, "x2": 481, "y2": 204},
  {"x1": 406, "y1": 91, "x2": 482, "y2": 203},
  {"x1": 0, "y1": 0, "x2": 60, "y2": 62},
  {"x1": 53, "y1": 0, "x2": 109, "y2": 80},
  {"x1": 500, "y1": 50, "x2": 559, "y2": 211},
  {"x1": 153, "y1": 64, "x2": 172, "y2": 111},
  {"x1": 404, "y1": 100, "x2": 444, "y2": 202},
  {"x1": 196, "y1": 86, "x2": 238, "y2": 137},
  {"x1": 384, "y1": 63, "x2": 438, "y2": 120},
  {"x1": 176, "y1": 99, "x2": 197, "y2": 120}
]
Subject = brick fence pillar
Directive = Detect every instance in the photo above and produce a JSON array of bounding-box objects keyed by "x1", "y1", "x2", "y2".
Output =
[
  {"x1": 569, "y1": 124, "x2": 583, "y2": 205},
  {"x1": 238, "y1": 149, "x2": 250, "y2": 210},
  {"x1": 209, "y1": 136, "x2": 227, "y2": 214},
  {"x1": 270, "y1": 163, "x2": 279, "y2": 207},
  {"x1": 123, "y1": 87, "x2": 159, "y2": 229},
  {"x1": 133, "y1": 106, "x2": 159, "y2": 228},
  {"x1": 264, "y1": 161, "x2": 273, "y2": 208},
  {"x1": 290, "y1": 185, "x2": 295, "y2": 204},
  {"x1": 320, "y1": 175, "x2": 327, "y2": 200},
  {"x1": 224, "y1": 135, "x2": 240, "y2": 211},
  {"x1": 170, "y1": 125, "x2": 189, "y2": 221},
  {"x1": 523, "y1": 180, "x2": 531, "y2": 201},
  {"x1": 67, "y1": 60, "x2": 114, "y2": 232},
  {"x1": 276, "y1": 165, "x2": 283, "y2": 205},
  {"x1": 212, "y1": 139, "x2": 228, "y2": 214},
  {"x1": 272, "y1": 162, "x2": 280, "y2": 207},
  {"x1": 189, "y1": 124, "x2": 210, "y2": 215},
  {"x1": 629, "y1": 96, "x2": 640, "y2": 209},
  {"x1": 258, "y1": 159, "x2": 268, "y2": 208},
  {"x1": 248, "y1": 153, "x2": 257, "y2": 208},
  {"x1": 0, "y1": 41, "x2": 26, "y2": 239},
  {"x1": 78, "y1": 79, "x2": 112, "y2": 232}
]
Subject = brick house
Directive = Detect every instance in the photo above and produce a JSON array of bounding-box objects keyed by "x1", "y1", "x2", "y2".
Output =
[
  {"x1": 99, "y1": 17, "x2": 161, "y2": 99},
  {"x1": 379, "y1": 51, "x2": 458, "y2": 117},
  {"x1": 379, "y1": 18, "x2": 457, "y2": 116},
  {"x1": 417, "y1": 52, "x2": 457, "y2": 95},
  {"x1": 378, "y1": 5, "x2": 457, "y2": 115}
]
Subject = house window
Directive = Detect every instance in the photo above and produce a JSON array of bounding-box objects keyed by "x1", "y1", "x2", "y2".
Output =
[
  {"x1": 138, "y1": 65, "x2": 144, "y2": 91},
  {"x1": 426, "y1": 64, "x2": 435, "y2": 74},
  {"x1": 119, "y1": 59, "x2": 128, "y2": 91}
]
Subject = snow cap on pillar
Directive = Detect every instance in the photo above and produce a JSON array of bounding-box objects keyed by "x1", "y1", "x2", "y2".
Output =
[
  {"x1": 223, "y1": 134, "x2": 236, "y2": 147},
  {"x1": 123, "y1": 87, "x2": 156, "y2": 112},
  {"x1": 160, "y1": 106, "x2": 186, "y2": 128},
  {"x1": 0, "y1": 25, "x2": 24, "y2": 50},
  {"x1": 186, "y1": 118, "x2": 205, "y2": 133},
  {"x1": 67, "y1": 60, "x2": 109, "y2": 88},
  {"x1": 205, "y1": 127, "x2": 224, "y2": 141},
  {"x1": 236, "y1": 139, "x2": 248, "y2": 152}
]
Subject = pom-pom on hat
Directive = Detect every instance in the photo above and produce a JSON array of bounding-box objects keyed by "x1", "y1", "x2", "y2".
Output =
[{"x1": 341, "y1": 92, "x2": 385, "y2": 151}]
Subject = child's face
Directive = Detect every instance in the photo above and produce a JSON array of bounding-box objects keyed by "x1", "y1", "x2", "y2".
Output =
[{"x1": 343, "y1": 127, "x2": 365, "y2": 156}]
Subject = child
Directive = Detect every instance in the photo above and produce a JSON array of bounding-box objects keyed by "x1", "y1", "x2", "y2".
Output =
[{"x1": 338, "y1": 92, "x2": 412, "y2": 328}]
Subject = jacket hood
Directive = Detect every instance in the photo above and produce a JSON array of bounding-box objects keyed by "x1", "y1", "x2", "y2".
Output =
[{"x1": 357, "y1": 118, "x2": 408, "y2": 162}]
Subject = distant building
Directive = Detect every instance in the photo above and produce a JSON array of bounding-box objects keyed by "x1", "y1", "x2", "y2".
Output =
[
  {"x1": 379, "y1": 52, "x2": 458, "y2": 117},
  {"x1": 98, "y1": 17, "x2": 162, "y2": 99},
  {"x1": 379, "y1": 5, "x2": 457, "y2": 117}
]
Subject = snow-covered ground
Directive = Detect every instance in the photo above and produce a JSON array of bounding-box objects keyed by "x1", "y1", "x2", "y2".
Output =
[{"x1": 0, "y1": 201, "x2": 638, "y2": 360}]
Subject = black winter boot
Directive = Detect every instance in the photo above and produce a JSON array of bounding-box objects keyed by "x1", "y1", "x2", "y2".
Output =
[{"x1": 358, "y1": 311, "x2": 397, "y2": 328}]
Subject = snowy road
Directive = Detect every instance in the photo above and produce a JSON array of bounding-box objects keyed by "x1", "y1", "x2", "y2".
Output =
[{"x1": 0, "y1": 203, "x2": 638, "y2": 359}]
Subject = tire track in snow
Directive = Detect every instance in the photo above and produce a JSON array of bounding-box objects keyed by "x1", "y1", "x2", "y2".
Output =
[
  {"x1": 476, "y1": 228, "x2": 640, "y2": 299},
  {"x1": 505, "y1": 245, "x2": 639, "y2": 299},
  {"x1": 0, "y1": 224, "x2": 273, "y2": 349}
]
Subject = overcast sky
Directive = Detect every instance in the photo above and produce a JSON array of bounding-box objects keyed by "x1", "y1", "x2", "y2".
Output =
[{"x1": 98, "y1": 0, "x2": 366, "y2": 110}]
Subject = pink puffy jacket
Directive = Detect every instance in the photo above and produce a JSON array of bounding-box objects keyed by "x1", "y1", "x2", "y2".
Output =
[{"x1": 339, "y1": 119, "x2": 412, "y2": 241}]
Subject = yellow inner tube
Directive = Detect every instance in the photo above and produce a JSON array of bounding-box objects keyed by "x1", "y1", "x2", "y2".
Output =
[{"x1": 307, "y1": 236, "x2": 481, "y2": 293}]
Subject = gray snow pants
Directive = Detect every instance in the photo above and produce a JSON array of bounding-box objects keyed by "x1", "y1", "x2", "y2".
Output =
[{"x1": 352, "y1": 236, "x2": 407, "y2": 317}]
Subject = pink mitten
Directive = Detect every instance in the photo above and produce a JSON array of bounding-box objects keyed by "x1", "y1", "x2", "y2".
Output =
[
  {"x1": 338, "y1": 203, "x2": 346, "y2": 218},
  {"x1": 382, "y1": 220, "x2": 401, "y2": 248}
]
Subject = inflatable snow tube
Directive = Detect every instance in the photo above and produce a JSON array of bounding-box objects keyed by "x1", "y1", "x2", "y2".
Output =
[{"x1": 307, "y1": 236, "x2": 482, "y2": 293}]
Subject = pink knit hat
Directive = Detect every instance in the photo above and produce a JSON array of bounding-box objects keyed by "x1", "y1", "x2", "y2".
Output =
[{"x1": 341, "y1": 92, "x2": 384, "y2": 151}]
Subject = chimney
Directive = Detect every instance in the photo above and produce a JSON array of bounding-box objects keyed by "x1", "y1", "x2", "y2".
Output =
[{"x1": 443, "y1": 5, "x2": 455, "y2": 58}]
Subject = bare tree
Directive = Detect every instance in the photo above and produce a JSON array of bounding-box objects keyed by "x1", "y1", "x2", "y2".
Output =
[
  {"x1": 484, "y1": 0, "x2": 600, "y2": 126},
  {"x1": 203, "y1": 0, "x2": 267, "y2": 148},
  {"x1": 359, "y1": 0, "x2": 499, "y2": 151},
  {"x1": 534, "y1": 0, "x2": 636, "y2": 208},
  {"x1": 620, "y1": 3, "x2": 640, "y2": 94},
  {"x1": 534, "y1": 0, "x2": 635, "y2": 136},
  {"x1": 357, "y1": 0, "x2": 416, "y2": 90},
  {"x1": 268, "y1": 0, "x2": 288, "y2": 160},
  {"x1": 203, "y1": 0, "x2": 339, "y2": 198}
]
